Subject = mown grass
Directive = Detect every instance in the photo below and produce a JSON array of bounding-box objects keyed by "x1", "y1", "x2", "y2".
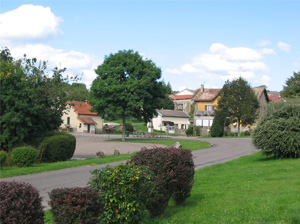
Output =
[
  {"x1": 44, "y1": 152, "x2": 300, "y2": 223},
  {"x1": 144, "y1": 152, "x2": 300, "y2": 224},
  {"x1": 0, "y1": 154, "x2": 134, "y2": 179},
  {"x1": 108, "y1": 138, "x2": 211, "y2": 151}
]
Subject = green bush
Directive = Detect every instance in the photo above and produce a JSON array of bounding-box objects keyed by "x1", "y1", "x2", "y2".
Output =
[
  {"x1": 125, "y1": 123, "x2": 134, "y2": 132},
  {"x1": 49, "y1": 187, "x2": 103, "y2": 224},
  {"x1": 0, "y1": 181, "x2": 44, "y2": 224},
  {"x1": 129, "y1": 147, "x2": 195, "y2": 216},
  {"x1": 186, "y1": 125, "x2": 194, "y2": 136},
  {"x1": 11, "y1": 146, "x2": 38, "y2": 167},
  {"x1": 0, "y1": 151, "x2": 8, "y2": 169},
  {"x1": 194, "y1": 126, "x2": 201, "y2": 136},
  {"x1": 252, "y1": 98, "x2": 300, "y2": 158},
  {"x1": 89, "y1": 163, "x2": 153, "y2": 224},
  {"x1": 211, "y1": 117, "x2": 224, "y2": 137},
  {"x1": 240, "y1": 130, "x2": 251, "y2": 136},
  {"x1": 40, "y1": 133, "x2": 76, "y2": 162}
]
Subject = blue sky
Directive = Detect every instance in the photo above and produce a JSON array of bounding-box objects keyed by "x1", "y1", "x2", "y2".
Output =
[{"x1": 1, "y1": 0, "x2": 299, "y2": 92}]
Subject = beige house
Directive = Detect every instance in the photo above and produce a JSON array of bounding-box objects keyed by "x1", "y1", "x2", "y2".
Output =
[
  {"x1": 170, "y1": 88, "x2": 197, "y2": 114},
  {"x1": 151, "y1": 109, "x2": 190, "y2": 134},
  {"x1": 61, "y1": 100, "x2": 103, "y2": 134}
]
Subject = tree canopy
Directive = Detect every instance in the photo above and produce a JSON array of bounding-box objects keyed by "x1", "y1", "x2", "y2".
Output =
[
  {"x1": 0, "y1": 48, "x2": 68, "y2": 150},
  {"x1": 89, "y1": 50, "x2": 168, "y2": 141},
  {"x1": 65, "y1": 83, "x2": 89, "y2": 101},
  {"x1": 216, "y1": 77, "x2": 259, "y2": 135},
  {"x1": 281, "y1": 71, "x2": 300, "y2": 98}
]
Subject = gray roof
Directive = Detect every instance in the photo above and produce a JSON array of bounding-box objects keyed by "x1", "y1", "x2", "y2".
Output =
[{"x1": 156, "y1": 109, "x2": 190, "y2": 118}]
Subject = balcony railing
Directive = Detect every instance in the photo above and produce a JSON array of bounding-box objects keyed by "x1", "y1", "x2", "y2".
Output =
[{"x1": 195, "y1": 110, "x2": 215, "y2": 116}]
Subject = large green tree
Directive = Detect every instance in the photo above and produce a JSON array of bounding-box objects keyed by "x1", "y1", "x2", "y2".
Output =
[
  {"x1": 0, "y1": 48, "x2": 68, "y2": 150},
  {"x1": 281, "y1": 71, "x2": 300, "y2": 98},
  {"x1": 65, "y1": 83, "x2": 89, "y2": 101},
  {"x1": 216, "y1": 77, "x2": 259, "y2": 135},
  {"x1": 89, "y1": 50, "x2": 168, "y2": 141}
]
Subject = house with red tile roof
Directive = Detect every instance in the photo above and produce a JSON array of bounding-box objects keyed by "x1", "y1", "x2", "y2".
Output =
[
  {"x1": 267, "y1": 91, "x2": 281, "y2": 102},
  {"x1": 169, "y1": 88, "x2": 198, "y2": 114},
  {"x1": 61, "y1": 100, "x2": 103, "y2": 134}
]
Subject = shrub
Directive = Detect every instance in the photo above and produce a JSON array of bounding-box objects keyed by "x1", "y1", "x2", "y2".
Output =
[
  {"x1": 211, "y1": 117, "x2": 224, "y2": 137},
  {"x1": 0, "y1": 151, "x2": 8, "y2": 169},
  {"x1": 252, "y1": 98, "x2": 300, "y2": 158},
  {"x1": 194, "y1": 126, "x2": 201, "y2": 136},
  {"x1": 89, "y1": 163, "x2": 153, "y2": 224},
  {"x1": 39, "y1": 133, "x2": 76, "y2": 162},
  {"x1": 0, "y1": 181, "x2": 44, "y2": 224},
  {"x1": 125, "y1": 123, "x2": 134, "y2": 132},
  {"x1": 186, "y1": 125, "x2": 194, "y2": 136},
  {"x1": 240, "y1": 130, "x2": 251, "y2": 136},
  {"x1": 11, "y1": 146, "x2": 38, "y2": 167},
  {"x1": 49, "y1": 187, "x2": 102, "y2": 224},
  {"x1": 129, "y1": 147, "x2": 195, "y2": 216}
]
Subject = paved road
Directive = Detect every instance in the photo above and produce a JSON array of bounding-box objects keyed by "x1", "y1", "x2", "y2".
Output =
[{"x1": 1, "y1": 136, "x2": 257, "y2": 209}]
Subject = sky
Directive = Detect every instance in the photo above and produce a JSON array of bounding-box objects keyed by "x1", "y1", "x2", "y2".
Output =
[{"x1": 1, "y1": 0, "x2": 300, "y2": 92}]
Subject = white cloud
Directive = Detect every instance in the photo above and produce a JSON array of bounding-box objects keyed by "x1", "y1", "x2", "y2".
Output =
[
  {"x1": 277, "y1": 41, "x2": 291, "y2": 52},
  {"x1": 260, "y1": 48, "x2": 276, "y2": 55},
  {"x1": 258, "y1": 40, "x2": 272, "y2": 47},
  {"x1": 180, "y1": 63, "x2": 200, "y2": 73},
  {"x1": 10, "y1": 44, "x2": 99, "y2": 88},
  {"x1": 165, "y1": 68, "x2": 182, "y2": 74},
  {"x1": 0, "y1": 4, "x2": 61, "y2": 42},
  {"x1": 221, "y1": 71, "x2": 256, "y2": 81}
]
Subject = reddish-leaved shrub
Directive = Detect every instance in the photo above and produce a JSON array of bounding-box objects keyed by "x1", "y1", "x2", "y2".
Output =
[
  {"x1": 49, "y1": 187, "x2": 103, "y2": 224},
  {"x1": 0, "y1": 181, "x2": 44, "y2": 224}
]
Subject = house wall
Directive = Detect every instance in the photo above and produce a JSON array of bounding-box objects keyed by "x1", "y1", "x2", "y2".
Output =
[
  {"x1": 195, "y1": 97, "x2": 219, "y2": 111},
  {"x1": 152, "y1": 116, "x2": 190, "y2": 131},
  {"x1": 174, "y1": 99, "x2": 193, "y2": 114},
  {"x1": 61, "y1": 105, "x2": 104, "y2": 133}
]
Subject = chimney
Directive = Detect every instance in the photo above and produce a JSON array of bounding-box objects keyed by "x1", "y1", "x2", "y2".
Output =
[
  {"x1": 200, "y1": 84, "x2": 204, "y2": 93},
  {"x1": 85, "y1": 100, "x2": 88, "y2": 105}
]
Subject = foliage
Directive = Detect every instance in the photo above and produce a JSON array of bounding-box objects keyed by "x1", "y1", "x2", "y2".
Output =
[
  {"x1": 281, "y1": 71, "x2": 300, "y2": 98},
  {"x1": 210, "y1": 114, "x2": 224, "y2": 137},
  {"x1": 89, "y1": 163, "x2": 153, "y2": 224},
  {"x1": 124, "y1": 123, "x2": 134, "y2": 132},
  {"x1": 161, "y1": 82, "x2": 175, "y2": 110},
  {"x1": 0, "y1": 150, "x2": 8, "y2": 169},
  {"x1": 49, "y1": 187, "x2": 102, "y2": 224},
  {"x1": 189, "y1": 103, "x2": 195, "y2": 119},
  {"x1": 252, "y1": 98, "x2": 300, "y2": 158},
  {"x1": 65, "y1": 83, "x2": 89, "y2": 101},
  {"x1": 186, "y1": 125, "x2": 194, "y2": 136},
  {"x1": 0, "y1": 181, "x2": 44, "y2": 224},
  {"x1": 240, "y1": 130, "x2": 251, "y2": 136},
  {"x1": 217, "y1": 77, "x2": 259, "y2": 135},
  {"x1": 11, "y1": 146, "x2": 38, "y2": 167},
  {"x1": 89, "y1": 50, "x2": 168, "y2": 141},
  {"x1": 40, "y1": 133, "x2": 76, "y2": 162},
  {"x1": 194, "y1": 126, "x2": 201, "y2": 136},
  {"x1": 129, "y1": 147, "x2": 195, "y2": 216},
  {"x1": 0, "y1": 47, "x2": 69, "y2": 150}
]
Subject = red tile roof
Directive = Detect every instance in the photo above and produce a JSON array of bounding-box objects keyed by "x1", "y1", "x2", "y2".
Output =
[
  {"x1": 194, "y1": 88, "x2": 221, "y2": 102},
  {"x1": 77, "y1": 117, "x2": 97, "y2": 124},
  {"x1": 67, "y1": 101, "x2": 98, "y2": 115}
]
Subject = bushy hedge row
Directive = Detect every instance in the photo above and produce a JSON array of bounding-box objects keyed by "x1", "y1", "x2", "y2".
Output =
[
  {"x1": 39, "y1": 132, "x2": 76, "y2": 162},
  {"x1": 49, "y1": 187, "x2": 103, "y2": 224},
  {"x1": 11, "y1": 146, "x2": 39, "y2": 167},
  {"x1": 253, "y1": 98, "x2": 300, "y2": 158},
  {"x1": 89, "y1": 163, "x2": 153, "y2": 224},
  {"x1": 0, "y1": 181, "x2": 44, "y2": 224},
  {"x1": 128, "y1": 147, "x2": 195, "y2": 217}
]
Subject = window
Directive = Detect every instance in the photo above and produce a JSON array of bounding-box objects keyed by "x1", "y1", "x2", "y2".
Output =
[
  {"x1": 67, "y1": 117, "x2": 70, "y2": 125},
  {"x1": 205, "y1": 105, "x2": 214, "y2": 111}
]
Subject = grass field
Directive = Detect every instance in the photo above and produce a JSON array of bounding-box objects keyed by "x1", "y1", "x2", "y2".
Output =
[
  {"x1": 144, "y1": 152, "x2": 300, "y2": 224},
  {"x1": 44, "y1": 152, "x2": 300, "y2": 223}
]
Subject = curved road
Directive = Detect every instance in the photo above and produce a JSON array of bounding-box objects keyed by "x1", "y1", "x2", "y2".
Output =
[{"x1": 1, "y1": 136, "x2": 257, "y2": 208}]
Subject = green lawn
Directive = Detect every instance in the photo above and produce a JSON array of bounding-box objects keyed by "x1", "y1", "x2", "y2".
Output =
[
  {"x1": 44, "y1": 152, "x2": 300, "y2": 223},
  {"x1": 144, "y1": 152, "x2": 300, "y2": 224},
  {"x1": 108, "y1": 138, "x2": 211, "y2": 151},
  {"x1": 0, "y1": 154, "x2": 134, "y2": 179}
]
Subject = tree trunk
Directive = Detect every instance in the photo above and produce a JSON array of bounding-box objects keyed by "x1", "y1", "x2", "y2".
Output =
[
  {"x1": 122, "y1": 114, "x2": 126, "y2": 142},
  {"x1": 237, "y1": 119, "x2": 241, "y2": 136}
]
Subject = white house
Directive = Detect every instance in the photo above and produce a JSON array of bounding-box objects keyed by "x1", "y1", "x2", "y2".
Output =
[
  {"x1": 151, "y1": 109, "x2": 190, "y2": 134},
  {"x1": 61, "y1": 100, "x2": 103, "y2": 134}
]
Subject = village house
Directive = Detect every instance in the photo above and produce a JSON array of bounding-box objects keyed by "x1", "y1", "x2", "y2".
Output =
[
  {"x1": 151, "y1": 109, "x2": 190, "y2": 134},
  {"x1": 169, "y1": 88, "x2": 197, "y2": 114},
  {"x1": 61, "y1": 100, "x2": 103, "y2": 134}
]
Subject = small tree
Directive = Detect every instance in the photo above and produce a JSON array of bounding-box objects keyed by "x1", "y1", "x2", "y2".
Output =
[
  {"x1": 281, "y1": 71, "x2": 300, "y2": 98},
  {"x1": 89, "y1": 50, "x2": 168, "y2": 141},
  {"x1": 210, "y1": 113, "x2": 224, "y2": 137},
  {"x1": 252, "y1": 97, "x2": 300, "y2": 158},
  {"x1": 216, "y1": 77, "x2": 259, "y2": 135}
]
